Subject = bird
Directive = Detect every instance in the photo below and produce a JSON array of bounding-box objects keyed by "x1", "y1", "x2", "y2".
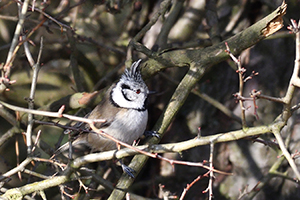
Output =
[{"x1": 56, "y1": 59, "x2": 151, "y2": 177}]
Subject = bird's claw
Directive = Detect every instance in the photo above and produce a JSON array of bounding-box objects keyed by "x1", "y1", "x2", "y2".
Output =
[
  {"x1": 121, "y1": 163, "x2": 136, "y2": 178},
  {"x1": 144, "y1": 130, "x2": 160, "y2": 139}
]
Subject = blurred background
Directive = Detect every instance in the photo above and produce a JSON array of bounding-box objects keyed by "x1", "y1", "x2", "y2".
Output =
[{"x1": 0, "y1": 0, "x2": 300, "y2": 199}]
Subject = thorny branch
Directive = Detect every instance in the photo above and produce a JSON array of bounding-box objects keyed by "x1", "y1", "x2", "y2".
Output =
[
  {"x1": 0, "y1": 94, "x2": 295, "y2": 199},
  {"x1": 225, "y1": 44, "x2": 261, "y2": 121},
  {"x1": 225, "y1": 18, "x2": 300, "y2": 183},
  {"x1": 179, "y1": 171, "x2": 211, "y2": 200},
  {"x1": 89, "y1": 123, "x2": 231, "y2": 175},
  {"x1": 1, "y1": 1, "x2": 299, "y2": 200},
  {"x1": 269, "y1": 18, "x2": 300, "y2": 181},
  {"x1": 225, "y1": 42, "x2": 248, "y2": 128},
  {"x1": 26, "y1": 37, "x2": 44, "y2": 155},
  {"x1": 128, "y1": 0, "x2": 172, "y2": 62},
  {"x1": 0, "y1": 100, "x2": 230, "y2": 175},
  {"x1": 0, "y1": 100, "x2": 106, "y2": 125},
  {"x1": 109, "y1": 2, "x2": 288, "y2": 199},
  {"x1": 0, "y1": 0, "x2": 73, "y2": 93}
]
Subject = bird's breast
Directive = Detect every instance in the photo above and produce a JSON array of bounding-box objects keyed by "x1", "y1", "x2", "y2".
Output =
[{"x1": 100, "y1": 108, "x2": 148, "y2": 145}]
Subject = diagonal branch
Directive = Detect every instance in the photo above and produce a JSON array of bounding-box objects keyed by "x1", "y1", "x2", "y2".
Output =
[{"x1": 108, "y1": 2, "x2": 287, "y2": 199}]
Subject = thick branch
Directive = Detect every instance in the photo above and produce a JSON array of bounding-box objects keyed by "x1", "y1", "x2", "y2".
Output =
[
  {"x1": 1, "y1": 123, "x2": 272, "y2": 199},
  {"x1": 142, "y1": 2, "x2": 287, "y2": 77},
  {"x1": 110, "y1": 2, "x2": 287, "y2": 199}
]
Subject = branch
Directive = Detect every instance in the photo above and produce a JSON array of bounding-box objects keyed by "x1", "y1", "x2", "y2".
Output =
[
  {"x1": 0, "y1": 0, "x2": 30, "y2": 93},
  {"x1": 1, "y1": 122, "x2": 273, "y2": 199},
  {"x1": 0, "y1": 127, "x2": 20, "y2": 147},
  {"x1": 142, "y1": 1, "x2": 287, "y2": 78},
  {"x1": 0, "y1": 100, "x2": 105, "y2": 125},
  {"x1": 26, "y1": 37, "x2": 43, "y2": 155},
  {"x1": 225, "y1": 42, "x2": 247, "y2": 128},
  {"x1": 67, "y1": 30, "x2": 85, "y2": 92},
  {"x1": 109, "y1": 2, "x2": 287, "y2": 199},
  {"x1": 155, "y1": 0, "x2": 184, "y2": 50},
  {"x1": 160, "y1": 72, "x2": 242, "y2": 123},
  {"x1": 127, "y1": 0, "x2": 172, "y2": 62},
  {"x1": 205, "y1": 0, "x2": 221, "y2": 44},
  {"x1": 4, "y1": 0, "x2": 30, "y2": 70}
]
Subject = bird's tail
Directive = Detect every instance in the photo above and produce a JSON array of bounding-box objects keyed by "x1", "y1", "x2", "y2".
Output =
[{"x1": 51, "y1": 135, "x2": 90, "y2": 159}]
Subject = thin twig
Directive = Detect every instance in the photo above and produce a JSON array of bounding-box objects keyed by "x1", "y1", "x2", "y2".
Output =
[
  {"x1": 0, "y1": 100, "x2": 106, "y2": 124},
  {"x1": 128, "y1": 0, "x2": 172, "y2": 60},
  {"x1": 23, "y1": 38, "x2": 35, "y2": 67},
  {"x1": 160, "y1": 72, "x2": 242, "y2": 123},
  {"x1": 0, "y1": 127, "x2": 20, "y2": 147},
  {"x1": 88, "y1": 122, "x2": 231, "y2": 175},
  {"x1": 15, "y1": 136, "x2": 22, "y2": 181},
  {"x1": 25, "y1": 1, "x2": 72, "y2": 31},
  {"x1": 225, "y1": 42, "x2": 247, "y2": 128},
  {"x1": 26, "y1": 37, "x2": 43, "y2": 155},
  {"x1": 31, "y1": 130, "x2": 41, "y2": 153},
  {"x1": 205, "y1": 0, "x2": 221, "y2": 44},
  {"x1": 7, "y1": 18, "x2": 47, "y2": 69},
  {"x1": 67, "y1": 30, "x2": 85, "y2": 92},
  {"x1": 272, "y1": 127, "x2": 300, "y2": 180},
  {"x1": 268, "y1": 19, "x2": 300, "y2": 182},
  {"x1": 0, "y1": 157, "x2": 32, "y2": 181},
  {"x1": 23, "y1": 169, "x2": 50, "y2": 180},
  {"x1": 208, "y1": 142, "x2": 215, "y2": 199},
  {"x1": 179, "y1": 171, "x2": 211, "y2": 200},
  {"x1": 155, "y1": 0, "x2": 184, "y2": 50},
  {"x1": 5, "y1": 0, "x2": 30, "y2": 69}
]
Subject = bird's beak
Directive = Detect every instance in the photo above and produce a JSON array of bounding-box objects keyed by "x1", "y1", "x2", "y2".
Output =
[{"x1": 148, "y1": 91, "x2": 157, "y2": 95}]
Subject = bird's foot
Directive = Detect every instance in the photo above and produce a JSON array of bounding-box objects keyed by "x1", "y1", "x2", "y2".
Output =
[
  {"x1": 144, "y1": 130, "x2": 160, "y2": 139},
  {"x1": 119, "y1": 160, "x2": 135, "y2": 178}
]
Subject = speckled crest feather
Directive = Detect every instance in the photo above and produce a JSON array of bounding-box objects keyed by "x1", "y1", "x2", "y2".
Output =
[{"x1": 121, "y1": 59, "x2": 143, "y2": 83}]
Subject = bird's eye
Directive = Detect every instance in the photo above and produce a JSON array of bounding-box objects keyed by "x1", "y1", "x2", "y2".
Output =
[
  {"x1": 136, "y1": 89, "x2": 141, "y2": 94},
  {"x1": 121, "y1": 84, "x2": 130, "y2": 90}
]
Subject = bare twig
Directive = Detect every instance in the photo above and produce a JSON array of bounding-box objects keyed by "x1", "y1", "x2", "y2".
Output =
[
  {"x1": 205, "y1": 0, "x2": 221, "y2": 44},
  {"x1": 23, "y1": 169, "x2": 51, "y2": 180},
  {"x1": 128, "y1": 0, "x2": 172, "y2": 60},
  {"x1": 155, "y1": 0, "x2": 184, "y2": 50},
  {"x1": 31, "y1": 130, "x2": 41, "y2": 153},
  {"x1": 179, "y1": 171, "x2": 211, "y2": 200},
  {"x1": 15, "y1": 136, "x2": 22, "y2": 181},
  {"x1": 88, "y1": 123, "x2": 230, "y2": 175},
  {"x1": 225, "y1": 42, "x2": 247, "y2": 128},
  {"x1": 0, "y1": 0, "x2": 30, "y2": 93},
  {"x1": 67, "y1": 30, "x2": 85, "y2": 92},
  {"x1": 5, "y1": 0, "x2": 30, "y2": 70},
  {"x1": 160, "y1": 72, "x2": 242, "y2": 123},
  {"x1": 23, "y1": 38, "x2": 35, "y2": 67},
  {"x1": 0, "y1": 127, "x2": 20, "y2": 147},
  {"x1": 267, "y1": 19, "x2": 300, "y2": 182},
  {"x1": 27, "y1": 2, "x2": 72, "y2": 31},
  {"x1": 0, "y1": 100, "x2": 106, "y2": 124},
  {"x1": 0, "y1": 157, "x2": 32, "y2": 182},
  {"x1": 288, "y1": 20, "x2": 300, "y2": 88},
  {"x1": 208, "y1": 142, "x2": 215, "y2": 200},
  {"x1": 26, "y1": 37, "x2": 43, "y2": 155},
  {"x1": 272, "y1": 127, "x2": 300, "y2": 180}
]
